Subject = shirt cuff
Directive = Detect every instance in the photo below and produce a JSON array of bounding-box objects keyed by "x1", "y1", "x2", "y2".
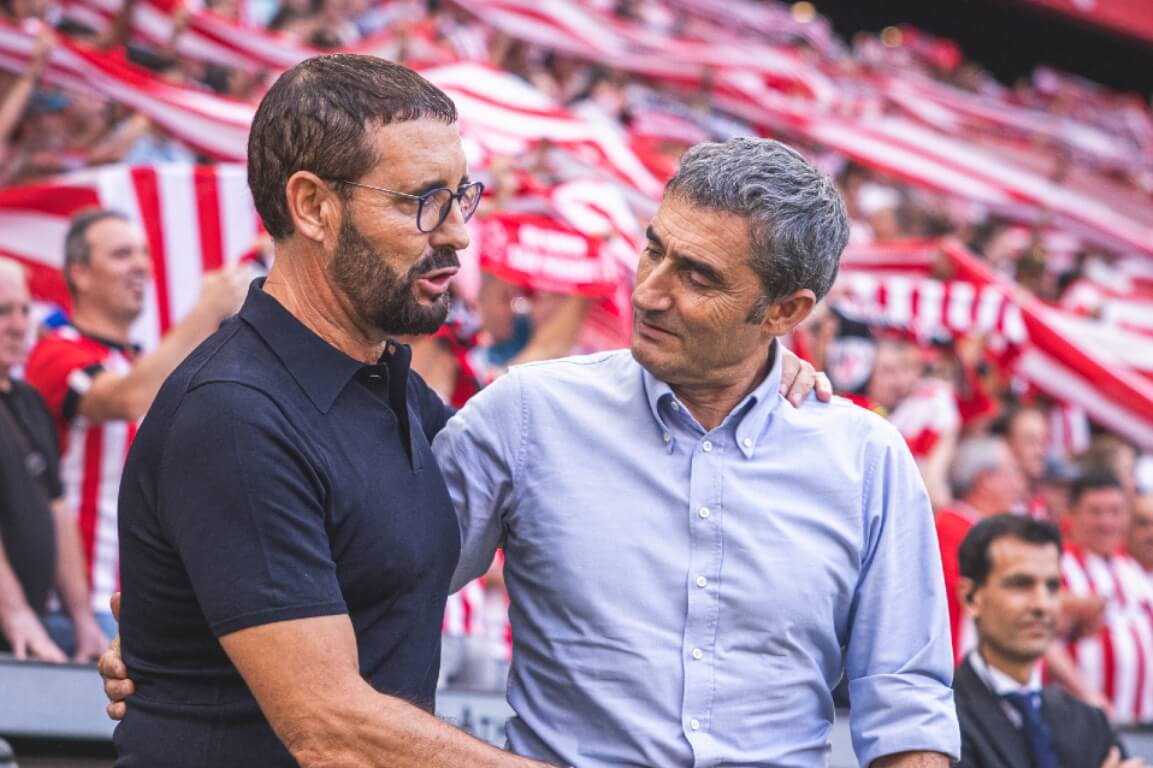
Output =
[{"x1": 849, "y1": 672, "x2": 961, "y2": 766}]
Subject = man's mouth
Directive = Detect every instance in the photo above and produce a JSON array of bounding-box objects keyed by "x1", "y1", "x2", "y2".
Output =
[
  {"x1": 414, "y1": 267, "x2": 459, "y2": 296},
  {"x1": 636, "y1": 317, "x2": 676, "y2": 340}
]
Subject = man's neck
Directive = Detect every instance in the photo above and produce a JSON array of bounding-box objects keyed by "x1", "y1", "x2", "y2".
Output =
[
  {"x1": 263, "y1": 248, "x2": 385, "y2": 364},
  {"x1": 0, "y1": 370, "x2": 10, "y2": 393},
  {"x1": 670, "y1": 349, "x2": 772, "y2": 432},
  {"x1": 976, "y1": 643, "x2": 1038, "y2": 687},
  {"x1": 70, "y1": 305, "x2": 133, "y2": 346}
]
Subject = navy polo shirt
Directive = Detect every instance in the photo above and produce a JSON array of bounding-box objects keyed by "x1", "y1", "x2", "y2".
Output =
[{"x1": 115, "y1": 280, "x2": 461, "y2": 767}]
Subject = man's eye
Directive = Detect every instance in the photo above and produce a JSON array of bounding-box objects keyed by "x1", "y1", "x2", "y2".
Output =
[{"x1": 683, "y1": 271, "x2": 708, "y2": 289}]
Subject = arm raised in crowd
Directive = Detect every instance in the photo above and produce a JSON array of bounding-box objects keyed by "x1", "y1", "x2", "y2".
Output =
[{"x1": 76, "y1": 264, "x2": 249, "y2": 424}]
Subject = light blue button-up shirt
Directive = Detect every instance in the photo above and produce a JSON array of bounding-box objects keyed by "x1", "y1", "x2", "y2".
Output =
[{"x1": 434, "y1": 346, "x2": 959, "y2": 767}]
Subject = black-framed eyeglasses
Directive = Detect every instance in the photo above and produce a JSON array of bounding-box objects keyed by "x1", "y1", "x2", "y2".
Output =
[{"x1": 330, "y1": 179, "x2": 485, "y2": 233}]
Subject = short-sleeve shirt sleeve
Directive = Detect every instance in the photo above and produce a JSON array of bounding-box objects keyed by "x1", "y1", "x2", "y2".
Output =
[
  {"x1": 24, "y1": 333, "x2": 107, "y2": 425},
  {"x1": 157, "y1": 381, "x2": 347, "y2": 637}
]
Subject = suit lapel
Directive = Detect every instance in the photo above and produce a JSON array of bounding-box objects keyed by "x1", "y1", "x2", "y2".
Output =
[
  {"x1": 1041, "y1": 686, "x2": 1086, "y2": 767},
  {"x1": 956, "y1": 659, "x2": 1034, "y2": 768}
]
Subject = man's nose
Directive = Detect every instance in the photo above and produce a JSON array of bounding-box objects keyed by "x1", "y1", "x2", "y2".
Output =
[
  {"x1": 632, "y1": 264, "x2": 674, "y2": 314},
  {"x1": 428, "y1": 200, "x2": 470, "y2": 252}
]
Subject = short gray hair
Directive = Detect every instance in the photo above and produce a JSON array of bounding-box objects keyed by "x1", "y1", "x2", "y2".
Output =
[
  {"x1": 63, "y1": 209, "x2": 129, "y2": 295},
  {"x1": 951, "y1": 436, "x2": 1010, "y2": 499},
  {"x1": 665, "y1": 138, "x2": 849, "y2": 314}
]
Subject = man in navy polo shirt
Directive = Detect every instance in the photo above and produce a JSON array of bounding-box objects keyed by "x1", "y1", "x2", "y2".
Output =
[{"x1": 112, "y1": 55, "x2": 549, "y2": 768}]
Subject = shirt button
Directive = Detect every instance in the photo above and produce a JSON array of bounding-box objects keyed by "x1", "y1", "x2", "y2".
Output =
[
  {"x1": 702, "y1": 439, "x2": 713, "y2": 452},
  {"x1": 689, "y1": 719, "x2": 701, "y2": 731},
  {"x1": 691, "y1": 648, "x2": 703, "y2": 660},
  {"x1": 698, "y1": 506, "x2": 711, "y2": 519},
  {"x1": 663, "y1": 431, "x2": 672, "y2": 443},
  {"x1": 696, "y1": 575, "x2": 708, "y2": 588},
  {"x1": 671, "y1": 401, "x2": 681, "y2": 411},
  {"x1": 743, "y1": 437, "x2": 753, "y2": 449}
]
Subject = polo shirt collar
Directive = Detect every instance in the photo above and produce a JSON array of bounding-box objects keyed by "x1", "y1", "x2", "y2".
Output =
[
  {"x1": 239, "y1": 278, "x2": 373, "y2": 413},
  {"x1": 640, "y1": 339, "x2": 784, "y2": 459}
]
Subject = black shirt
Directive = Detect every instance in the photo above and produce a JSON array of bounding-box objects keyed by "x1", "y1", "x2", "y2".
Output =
[
  {"x1": 0, "y1": 379, "x2": 61, "y2": 615},
  {"x1": 114, "y1": 281, "x2": 460, "y2": 767}
]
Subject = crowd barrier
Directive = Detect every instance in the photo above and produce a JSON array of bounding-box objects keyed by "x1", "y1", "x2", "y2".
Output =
[{"x1": 2, "y1": 655, "x2": 1152, "y2": 766}]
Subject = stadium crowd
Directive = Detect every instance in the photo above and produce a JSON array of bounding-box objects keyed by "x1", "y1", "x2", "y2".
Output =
[{"x1": 1, "y1": 0, "x2": 1153, "y2": 753}]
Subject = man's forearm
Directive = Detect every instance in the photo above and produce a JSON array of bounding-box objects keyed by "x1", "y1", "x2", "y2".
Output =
[
  {"x1": 283, "y1": 684, "x2": 550, "y2": 768},
  {"x1": 51, "y1": 499, "x2": 95, "y2": 620},
  {"x1": 82, "y1": 302, "x2": 228, "y2": 422},
  {"x1": 871, "y1": 751, "x2": 951, "y2": 768}
]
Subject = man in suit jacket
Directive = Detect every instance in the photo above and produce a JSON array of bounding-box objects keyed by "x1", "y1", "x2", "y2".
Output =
[{"x1": 953, "y1": 514, "x2": 1142, "y2": 768}]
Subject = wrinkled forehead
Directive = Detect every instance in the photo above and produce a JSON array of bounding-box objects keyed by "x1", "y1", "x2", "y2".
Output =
[{"x1": 363, "y1": 118, "x2": 468, "y2": 186}]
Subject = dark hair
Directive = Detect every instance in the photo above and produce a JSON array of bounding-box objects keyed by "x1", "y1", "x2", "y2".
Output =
[
  {"x1": 247, "y1": 54, "x2": 458, "y2": 241},
  {"x1": 958, "y1": 514, "x2": 1062, "y2": 596},
  {"x1": 1069, "y1": 470, "x2": 1124, "y2": 507},
  {"x1": 63, "y1": 209, "x2": 131, "y2": 295}
]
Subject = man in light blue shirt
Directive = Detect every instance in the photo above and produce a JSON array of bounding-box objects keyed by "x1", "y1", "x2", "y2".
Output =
[{"x1": 434, "y1": 138, "x2": 959, "y2": 767}]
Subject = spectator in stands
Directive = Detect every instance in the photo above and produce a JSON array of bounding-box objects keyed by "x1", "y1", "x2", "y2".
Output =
[
  {"x1": 953, "y1": 514, "x2": 1140, "y2": 768},
  {"x1": 1060, "y1": 472, "x2": 1153, "y2": 725},
  {"x1": 864, "y1": 334, "x2": 921, "y2": 416},
  {"x1": 0, "y1": 257, "x2": 106, "y2": 662},
  {"x1": 1128, "y1": 493, "x2": 1153, "y2": 577},
  {"x1": 23, "y1": 210, "x2": 248, "y2": 641},
  {"x1": 992, "y1": 405, "x2": 1051, "y2": 517},
  {"x1": 1080, "y1": 434, "x2": 1140, "y2": 500},
  {"x1": 1034, "y1": 455, "x2": 1079, "y2": 525},
  {"x1": 938, "y1": 436, "x2": 1028, "y2": 661},
  {"x1": 0, "y1": 23, "x2": 53, "y2": 186}
]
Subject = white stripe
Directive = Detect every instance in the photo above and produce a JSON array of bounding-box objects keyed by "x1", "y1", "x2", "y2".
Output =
[
  {"x1": 1016, "y1": 348, "x2": 1153, "y2": 451},
  {"x1": 157, "y1": 165, "x2": 205, "y2": 324},
  {"x1": 0, "y1": 212, "x2": 70, "y2": 268},
  {"x1": 217, "y1": 165, "x2": 260, "y2": 264}
]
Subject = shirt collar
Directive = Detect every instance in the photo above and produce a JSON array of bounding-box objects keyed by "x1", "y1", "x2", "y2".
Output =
[
  {"x1": 968, "y1": 650, "x2": 1042, "y2": 695},
  {"x1": 62, "y1": 323, "x2": 142, "y2": 356},
  {"x1": 640, "y1": 339, "x2": 784, "y2": 459},
  {"x1": 239, "y1": 278, "x2": 398, "y2": 413}
]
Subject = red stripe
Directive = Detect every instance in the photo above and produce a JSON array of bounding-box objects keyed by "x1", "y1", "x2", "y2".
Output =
[
  {"x1": 79, "y1": 427, "x2": 104, "y2": 589},
  {"x1": 194, "y1": 166, "x2": 225, "y2": 272},
  {"x1": 461, "y1": 588, "x2": 474, "y2": 634},
  {"x1": 0, "y1": 183, "x2": 101, "y2": 215},
  {"x1": 1100, "y1": 624, "x2": 1118, "y2": 706},
  {"x1": 131, "y1": 168, "x2": 173, "y2": 333},
  {"x1": 0, "y1": 250, "x2": 71, "y2": 308}
]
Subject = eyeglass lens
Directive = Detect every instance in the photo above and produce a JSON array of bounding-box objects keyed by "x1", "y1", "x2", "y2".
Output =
[{"x1": 418, "y1": 183, "x2": 483, "y2": 232}]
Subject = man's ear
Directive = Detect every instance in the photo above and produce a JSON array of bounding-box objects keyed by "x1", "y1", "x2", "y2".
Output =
[
  {"x1": 284, "y1": 171, "x2": 341, "y2": 245},
  {"x1": 759, "y1": 288, "x2": 817, "y2": 336},
  {"x1": 958, "y1": 577, "x2": 980, "y2": 618}
]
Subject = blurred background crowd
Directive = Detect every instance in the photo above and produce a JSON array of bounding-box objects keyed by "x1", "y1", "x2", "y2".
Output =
[{"x1": 1, "y1": 0, "x2": 1153, "y2": 735}]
